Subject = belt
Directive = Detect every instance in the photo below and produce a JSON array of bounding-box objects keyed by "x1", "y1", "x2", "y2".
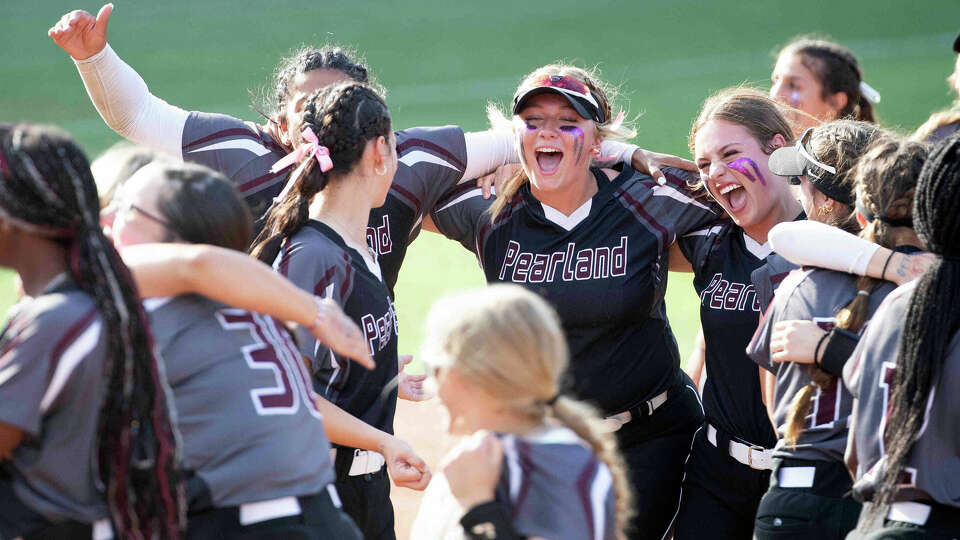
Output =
[
  {"x1": 333, "y1": 448, "x2": 386, "y2": 476},
  {"x1": 602, "y1": 389, "x2": 668, "y2": 432},
  {"x1": 706, "y1": 423, "x2": 774, "y2": 470}
]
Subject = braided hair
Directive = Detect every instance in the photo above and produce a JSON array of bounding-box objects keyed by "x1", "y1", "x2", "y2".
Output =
[
  {"x1": 875, "y1": 133, "x2": 960, "y2": 507},
  {"x1": 0, "y1": 124, "x2": 184, "y2": 538},
  {"x1": 250, "y1": 82, "x2": 392, "y2": 264}
]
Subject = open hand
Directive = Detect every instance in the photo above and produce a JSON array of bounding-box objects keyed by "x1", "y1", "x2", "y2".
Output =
[
  {"x1": 309, "y1": 297, "x2": 374, "y2": 370},
  {"x1": 770, "y1": 320, "x2": 826, "y2": 364},
  {"x1": 475, "y1": 163, "x2": 521, "y2": 200},
  {"x1": 398, "y1": 355, "x2": 434, "y2": 401},
  {"x1": 630, "y1": 148, "x2": 696, "y2": 185},
  {"x1": 442, "y1": 431, "x2": 503, "y2": 509}
]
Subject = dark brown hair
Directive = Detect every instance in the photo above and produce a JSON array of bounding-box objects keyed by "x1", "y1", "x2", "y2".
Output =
[{"x1": 778, "y1": 37, "x2": 875, "y2": 122}]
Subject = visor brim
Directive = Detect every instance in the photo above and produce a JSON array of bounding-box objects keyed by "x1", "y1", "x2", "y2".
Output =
[{"x1": 512, "y1": 87, "x2": 603, "y2": 123}]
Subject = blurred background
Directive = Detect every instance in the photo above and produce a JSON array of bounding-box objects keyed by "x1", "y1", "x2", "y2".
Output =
[{"x1": 2, "y1": 0, "x2": 958, "y2": 363}]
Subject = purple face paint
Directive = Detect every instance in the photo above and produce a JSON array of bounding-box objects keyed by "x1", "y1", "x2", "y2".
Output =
[
  {"x1": 726, "y1": 157, "x2": 767, "y2": 186},
  {"x1": 559, "y1": 125, "x2": 585, "y2": 164},
  {"x1": 790, "y1": 90, "x2": 800, "y2": 105}
]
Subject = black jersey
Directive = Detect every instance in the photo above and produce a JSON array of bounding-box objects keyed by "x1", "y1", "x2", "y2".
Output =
[
  {"x1": 432, "y1": 167, "x2": 718, "y2": 414},
  {"x1": 677, "y1": 219, "x2": 804, "y2": 446},
  {"x1": 275, "y1": 220, "x2": 398, "y2": 435},
  {"x1": 181, "y1": 113, "x2": 468, "y2": 294}
]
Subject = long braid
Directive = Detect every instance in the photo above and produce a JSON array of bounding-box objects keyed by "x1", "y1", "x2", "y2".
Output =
[
  {"x1": 0, "y1": 124, "x2": 184, "y2": 538},
  {"x1": 250, "y1": 82, "x2": 391, "y2": 263},
  {"x1": 875, "y1": 134, "x2": 960, "y2": 508}
]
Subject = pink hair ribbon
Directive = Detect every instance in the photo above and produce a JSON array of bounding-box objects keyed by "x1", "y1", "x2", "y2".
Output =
[{"x1": 270, "y1": 127, "x2": 333, "y2": 202}]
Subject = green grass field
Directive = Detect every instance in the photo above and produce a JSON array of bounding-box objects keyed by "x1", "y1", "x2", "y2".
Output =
[{"x1": 2, "y1": 0, "x2": 958, "y2": 363}]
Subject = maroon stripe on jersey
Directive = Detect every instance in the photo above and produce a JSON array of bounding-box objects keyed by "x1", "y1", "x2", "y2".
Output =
[
  {"x1": 435, "y1": 181, "x2": 478, "y2": 210},
  {"x1": 576, "y1": 456, "x2": 600, "y2": 540},
  {"x1": 478, "y1": 198, "x2": 525, "y2": 269},
  {"x1": 770, "y1": 272, "x2": 791, "y2": 285},
  {"x1": 814, "y1": 377, "x2": 839, "y2": 426},
  {"x1": 389, "y1": 183, "x2": 423, "y2": 216},
  {"x1": 183, "y1": 128, "x2": 263, "y2": 150},
  {"x1": 45, "y1": 306, "x2": 98, "y2": 384},
  {"x1": 397, "y1": 138, "x2": 466, "y2": 171},
  {"x1": 313, "y1": 267, "x2": 338, "y2": 297},
  {"x1": 616, "y1": 187, "x2": 669, "y2": 247},
  {"x1": 238, "y1": 169, "x2": 289, "y2": 194},
  {"x1": 512, "y1": 440, "x2": 537, "y2": 518}
]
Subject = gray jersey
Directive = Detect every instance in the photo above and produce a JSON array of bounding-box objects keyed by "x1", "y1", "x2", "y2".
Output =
[
  {"x1": 181, "y1": 112, "x2": 467, "y2": 293},
  {"x1": 147, "y1": 294, "x2": 334, "y2": 508},
  {"x1": 843, "y1": 281, "x2": 960, "y2": 507},
  {"x1": 748, "y1": 268, "x2": 894, "y2": 462},
  {"x1": 496, "y1": 427, "x2": 616, "y2": 540},
  {"x1": 0, "y1": 283, "x2": 108, "y2": 525}
]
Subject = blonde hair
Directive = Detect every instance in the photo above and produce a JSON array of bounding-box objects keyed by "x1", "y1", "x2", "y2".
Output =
[
  {"x1": 90, "y1": 142, "x2": 165, "y2": 208},
  {"x1": 422, "y1": 284, "x2": 633, "y2": 539},
  {"x1": 911, "y1": 104, "x2": 960, "y2": 142},
  {"x1": 486, "y1": 64, "x2": 636, "y2": 221}
]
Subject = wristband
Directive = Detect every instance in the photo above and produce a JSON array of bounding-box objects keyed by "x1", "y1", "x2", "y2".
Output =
[
  {"x1": 819, "y1": 328, "x2": 860, "y2": 377},
  {"x1": 460, "y1": 500, "x2": 522, "y2": 540},
  {"x1": 880, "y1": 251, "x2": 896, "y2": 282},
  {"x1": 814, "y1": 331, "x2": 830, "y2": 369}
]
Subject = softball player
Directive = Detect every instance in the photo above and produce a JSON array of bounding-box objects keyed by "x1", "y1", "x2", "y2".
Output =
[
  {"x1": 0, "y1": 123, "x2": 182, "y2": 539},
  {"x1": 50, "y1": 6, "x2": 674, "y2": 297},
  {"x1": 669, "y1": 89, "x2": 801, "y2": 539},
  {"x1": 749, "y1": 138, "x2": 928, "y2": 539},
  {"x1": 247, "y1": 82, "x2": 433, "y2": 540},
  {"x1": 430, "y1": 64, "x2": 720, "y2": 539},
  {"x1": 843, "y1": 135, "x2": 960, "y2": 540},
  {"x1": 411, "y1": 285, "x2": 627, "y2": 540}
]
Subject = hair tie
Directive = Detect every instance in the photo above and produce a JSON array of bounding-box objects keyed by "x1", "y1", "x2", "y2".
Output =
[
  {"x1": 859, "y1": 81, "x2": 882, "y2": 104},
  {"x1": 270, "y1": 126, "x2": 334, "y2": 202}
]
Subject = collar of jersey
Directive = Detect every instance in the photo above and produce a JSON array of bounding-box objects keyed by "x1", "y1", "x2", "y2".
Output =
[
  {"x1": 304, "y1": 220, "x2": 384, "y2": 281},
  {"x1": 520, "y1": 166, "x2": 628, "y2": 231}
]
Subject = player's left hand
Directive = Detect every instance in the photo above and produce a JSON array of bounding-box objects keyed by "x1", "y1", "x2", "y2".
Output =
[
  {"x1": 398, "y1": 355, "x2": 434, "y2": 401},
  {"x1": 770, "y1": 320, "x2": 825, "y2": 364},
  {"x1": 382, "y1": 436, "x2": 432, "y2": 491},
  {"x1": 630, "y1": 148, "x2": 696, "y2": 185},
  {"x1": 309, "y1": 298, "x2": 374, "y2": 369},
  {"x1": 476, "y1": 163, "x2": 521, "y2": 200},
  {"x1": 442, "y1": 431, "x2": 503, "y2": 510}
]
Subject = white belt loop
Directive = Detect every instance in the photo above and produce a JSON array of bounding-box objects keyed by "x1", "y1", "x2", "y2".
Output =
[
  {"x1": 239, "y1": 496, "x2": 302, "y2": 526},
  {"x1": 888, "y1": 501, "x2": 932, "y2": 526},
  {"x1": 778, "y1": 466, "x2": 816, "y2": 488},
  {"x1": 92, "y1": 519, "x2": 113, "y2": 540},
  {"x1": 602, "y1": 389, "x2": 669, "y2": 432},
  {"x1": 706, "y1": 423, "x2": 775, "y2": 471},
  {"x1": 348, "y1": 449, "x2": 386, "y2": 476}
]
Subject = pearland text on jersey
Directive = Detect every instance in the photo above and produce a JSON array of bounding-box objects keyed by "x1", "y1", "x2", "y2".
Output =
[{"x1": 498, "y1": 236, "x2": 628, "y2": 283}]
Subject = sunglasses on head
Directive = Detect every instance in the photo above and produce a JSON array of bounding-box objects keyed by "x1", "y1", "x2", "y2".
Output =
[{"x1": 787, "y1": 127, "x2": 838, "y2": 186}]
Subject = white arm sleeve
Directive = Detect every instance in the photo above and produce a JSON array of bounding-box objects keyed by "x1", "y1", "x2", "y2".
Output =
[
  {"x1": 460, "y1": 131, "x2": 640, "y2": 183},
  {"x1": 768, "y1": 220, "x2": 879, "y2": 276},
  {"x1": 74, "y1": 44, "x2": 189, "y2": 159},
  {"x1": 461, "y1": 129, "x2": 516, "y2": 182}
]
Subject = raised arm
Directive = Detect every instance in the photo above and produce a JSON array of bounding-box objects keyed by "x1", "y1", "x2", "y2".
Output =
[
  {"x1": 768, "y1": 220, "x2": 933, "y2": 285},
  {"x1": 49, "y1": 5, "x2": 188, "y2": 157},
  {"x1": 120, "y1": 243, "x2": 373, "y2": 368}
]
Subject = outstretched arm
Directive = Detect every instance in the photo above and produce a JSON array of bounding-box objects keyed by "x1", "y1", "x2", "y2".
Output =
[
  {"x1": 768, "y1": 221, "x2": 933, "y2": 285},
  {"x1": 49, "y1": 4, "x2": 188, "y2": 157},
  {"x1": 120, "y1": 243, "x2": 373, "y2": 368}
]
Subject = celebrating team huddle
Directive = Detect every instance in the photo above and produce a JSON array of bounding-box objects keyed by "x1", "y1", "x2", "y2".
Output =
[{"x1": 0, "y1": 3, "x2": 958, "y2": 540}]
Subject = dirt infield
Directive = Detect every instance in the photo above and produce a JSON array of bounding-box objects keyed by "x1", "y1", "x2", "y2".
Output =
[{"x1": 391, "y1": 398, "x2": 456, "y2": 539}]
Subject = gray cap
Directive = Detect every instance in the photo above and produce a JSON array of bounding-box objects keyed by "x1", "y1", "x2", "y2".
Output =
[{"x1": 769, "y1": 128, "x2": 854, "y2": 205}]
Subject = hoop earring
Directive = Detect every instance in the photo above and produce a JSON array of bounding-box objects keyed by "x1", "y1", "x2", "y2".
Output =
[{"x1": 375, "y1": 164, "x2": 387, "y2": 176}]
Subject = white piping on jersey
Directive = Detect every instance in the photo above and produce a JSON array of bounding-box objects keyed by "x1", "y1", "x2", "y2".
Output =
[
  {"x1": 661, "y1": 385, "x2": 704, "y2": 540},
  {"x1": 319, "y1": 283, "x2": 342, "y2": 395},
  {"x1": 521, "y1": 424, "x2": 584, "y2": 446},
  {"x1": 652, "y1": 184, "x2": 712, "y2": 211},
  {"x1": 437, "y1": 188, "x2": 483, "y2": 212},
  {"x1": 185, "y1": 138, "x2": 273, "y2": 157},
  {"x1": 399, "y1": 150, "x2": 462, "y2": 172},
  {"x1": 502, "y1": 435, "x2": 522, "y2": 502},
  {"x1": 40, "y1": 320, "x2": 103, "y2": 413},
  {"x1": 0, "y1": 363, "x2": 21, "y2": 387},
  {"x1": 541, "y1": 199, "x2": 592, "y2": 231},
  {"x1": 742, "y1": 232, "x2": 773, "y2": 259},
  {"x1": 142, "y1": 297, "x2": 174, "y2": 312},
  {"x1": 590, "y1": 464, "x2": 613, "y2": 540},
  {"x1": 683, "y1": 224, "x2": 723, "y2": 238}
]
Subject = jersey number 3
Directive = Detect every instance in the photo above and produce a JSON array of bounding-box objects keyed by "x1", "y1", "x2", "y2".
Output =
[{"x1": 217, "y1": 309, "x2": 323, "y2": 419}]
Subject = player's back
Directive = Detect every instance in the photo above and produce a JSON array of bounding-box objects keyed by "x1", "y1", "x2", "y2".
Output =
[{"x1": 147, "y1": 294, "x2": 335, "y2": 509}]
